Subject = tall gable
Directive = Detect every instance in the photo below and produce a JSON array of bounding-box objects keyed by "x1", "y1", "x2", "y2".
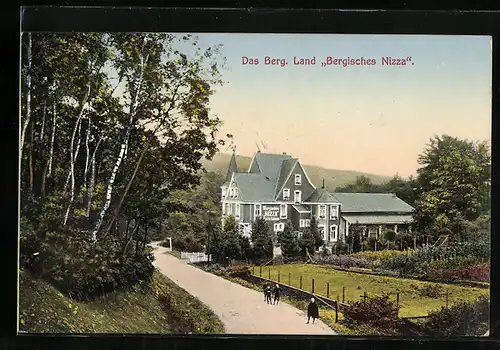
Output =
[
  {"x1": 225, "y1": 152, "x2": 238, "y2": 183},
  {"x1": 275, "y1": 158, "x2": 298, "y2": 196}
]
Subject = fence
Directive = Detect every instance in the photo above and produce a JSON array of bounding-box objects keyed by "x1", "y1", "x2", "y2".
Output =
[
  {"x1": 180, "y1": 252, "x2": 211, "y2": 263},
  {"x1": 250, "y1": 266, "x2": 448, "y2": 318}
]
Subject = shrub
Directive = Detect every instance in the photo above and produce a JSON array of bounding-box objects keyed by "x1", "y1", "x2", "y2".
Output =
[
  {"x1": 20, "y1": 224, "x2": 154, "y2": 301},
  {"x1": 422, "y1": 296, "x2": 490, "y2": 336},
  {"x1": 442, "y1": 264, "x2": 490, "y2": 282},
  {"x1": 343, "y1": 294, "x2": 400, "y2": 329},
  {"x1": 316, "y1": 254, "x2": 370, "y2": 269},
  {"x1": 351, "y1": 250, "x2": 412, "y2": 262}
]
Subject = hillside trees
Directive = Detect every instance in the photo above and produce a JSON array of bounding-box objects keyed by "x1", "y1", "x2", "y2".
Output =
[{"x1": 19, "y1": 32, "x2": 227, "y2": 299}]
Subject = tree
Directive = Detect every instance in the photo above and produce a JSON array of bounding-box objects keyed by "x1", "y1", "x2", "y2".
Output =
[
  {"x1": 348, "y1": 225, "x2": 364, "y2": 253},
  {"x1": 309, "y1": 216, "x2": 323, "y2": 250},
  {"x1": 238, "y1": 235, "x2": 253, "y2": 262},
  {"x1": 251, "y1": 217, "x2": 273, "y2": 263},
  {"x1": 277, "y1": 221, "x2": 300, "y2": 259},
  {"x1": 298, "y1": 228, "x2": 316, "y2": 258},
  {"x1": 414, "y1": 135, "x2": 490, "y2": 235}
]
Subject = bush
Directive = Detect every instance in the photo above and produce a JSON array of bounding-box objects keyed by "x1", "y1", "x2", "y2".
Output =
[
  {"x1": 343, "y1": 294, "x2": 400, "y2": 329},
  {"x1": 422, "y1": 296, "x2": 490, "y2": 336},
  {"x1": 442, "y1": 264, "x2": 490, "y2": 282},
  {"x1": 351, "y1": 250, "x2": 412, "y2": 262},
  {"x1": 330, "y1": 241, "x2": 349, "y2": 255},
  {"x1": 20, "y1": 224, "x2": 154, "y2": 301},
  {"x1": 316, "y1": 254, "x2": 370, "y2": 269}
]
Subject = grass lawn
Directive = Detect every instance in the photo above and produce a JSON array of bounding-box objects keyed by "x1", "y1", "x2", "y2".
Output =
[
  {"x1": 19, "y1": 269, "x2": 224, "y2": 334},
  {"x1": 253, "y1": 264, "x2": 489, "y2": 318}
]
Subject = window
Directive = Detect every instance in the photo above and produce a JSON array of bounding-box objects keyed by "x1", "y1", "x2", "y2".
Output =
[
  {"x1": 236, "y1": 204, "x2": 241, "y2": 219},
  {"x1": 222, "y1": 202, "x2": 226, "y2": 215},
  {"x1": 305, "y1": 219, "x2": 311, "y2": 227},
  {"x1": 234, "y1": 188, "x2": 238, "y2": 198},
  {"x1": 230, "y1": 188, "x2": 234, "y2": 197},
  {"x1": 330, "y1": 205, "x2": 338, "y2": 219},
  {"x1": 319, "y1": 225, "x2": 326, "y2": 241},
  {"x1": 283, "y1": 188, "x2": 290, "y2": 200},
  {"x1": 319, "y1": 205, "x2": 326, "y2": 219},
  {"x1": 368, "y1": 225, "x2": 378, "y2": 237},
  {"x1": 299, "y1": 219, "x2": 305, "y2": 228},
  {"x1": 254, "y1": 204, "x2": 262, "y2": 218},
  {"x1": 227, "y1": 203, "x2": 232, "y2": 215},
  {"x1": 294, "y1": 190, "x2": 302, "y2": 204},
  {"x1": 295, "y1": 174, "x2": 302, "y2": 185},
  {"x1": 329, "y1": 225, "x2": 337, "y2": 242},
  {"x1": 274, "y1": 223, "x2": 284, "y2": 232},
  {"x1": 280, "y1": 204, "x2": 287, "y2": 219}
]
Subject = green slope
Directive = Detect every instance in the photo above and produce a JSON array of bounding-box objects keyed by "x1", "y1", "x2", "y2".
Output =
[
  {"x1": 19, "y1": 269, "x2": 225, "y2": 334},
  {"x1": 202, "y1": 153, "x2": 391, "y2": 189}
]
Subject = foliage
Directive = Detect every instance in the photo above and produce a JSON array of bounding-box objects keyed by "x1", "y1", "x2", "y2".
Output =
[
  {"x1": 440, "y1": 264, "x2": 490, "y2": 283},
  {"x1": 347, "y1": 225, "x2": 364, "y2": 253},
  {"x1": 278, "y1": 221, "x2": 301, "y2": 259},
  {"x1": 309, "y1": 216, "x2": 323, "y2": 249},
  {"x1": 384, "y1": 230, "x2": 397, "y2": 242},
  {"x1": 413, "y1": 135, "x2": 490, "y2": 235},
  {"x1": 418, "y1": 284, "x2": 444, "y2": 299},
  {"x1": 351, "y1": 250, "x2": 412, "y2": 262},
  {"x1": 422, "y1": 296, "x2": 490, "y2": 336},
  {"x1": 298, "y1": 228, "x2": 316, "y2": 258},
  {"x1": 250, "y1": 217, "x2": 273, "y2": 263},
  {"x1": 19, "y1": 269, "x2": 224, "y2": 334},
  {"x1": 330, "y1": 241, "x2": 349, "y2": 255},
  {"x1": 316, "y1": 254, "x2": 370, "y2": 269},
  {"x1": 343, "y1": 294, "x2": 400, "y2": 329}
]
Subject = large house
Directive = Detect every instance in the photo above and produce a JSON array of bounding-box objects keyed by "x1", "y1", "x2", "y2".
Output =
[{"x1": 220, "y1": 151, "x2": 414, "y2": 248}]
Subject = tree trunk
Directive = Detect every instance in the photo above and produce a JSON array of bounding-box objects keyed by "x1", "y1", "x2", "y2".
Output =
[
  {"x1": 20, "y1": 32, "x2": 32, "y2": 161},
  {"x1": 29, "y1": 121, "x2": 34, "y2": 192},
  {"x1": 142, "y1": 220, "x2": 148, "y2": 250},
  {"x1": 63, "y1": 84, "x2": 90, "y2": 227},
  {"x1": 83, "y1": 117, "x2": 91, "y2": 189},
  {"x1": 92, "y1": 38, "x2": 149, "y2": 241},
  {"x1": 86, "y1": 134, "x2": 102, "y2": 217},
  {"x1": 47, "y1": 100, "x2": 57, "y2": 178}
]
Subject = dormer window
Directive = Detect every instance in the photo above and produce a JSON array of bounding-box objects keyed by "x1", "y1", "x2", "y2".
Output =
[
  {"x1": 330, "y1": 205, "x2": 339, "y2": 219},
  {"x1": 234, "y1": 188, "x2": 238, "y2": 198},
  {"x1": 295, "y1": 174, "x2": 302, "y2": 185},
  {"x1": 254, "y1": 204, "x2": 262, "y2": 218},
  {"x1": 283, "y1": 188, "x2": 290, "y2": 200}
]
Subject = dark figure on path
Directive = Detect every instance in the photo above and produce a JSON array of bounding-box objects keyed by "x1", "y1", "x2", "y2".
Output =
[
  {"x1": 265, "y1": 285, "x2": 273, "y2": 304},
  {"x1": 263, "y1": 283, "x2": 268, "y2": 301},
  {"x1": 307, "y1": 297, "x2": 319, "y2": 324},
  {"x1": 273, "y1": 284, "x2": 281, "y2": 305}
]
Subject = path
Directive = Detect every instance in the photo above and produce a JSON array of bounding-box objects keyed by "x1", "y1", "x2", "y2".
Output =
[{"x1": 151, "y1": 242, "x2": 337, "y2": 335}]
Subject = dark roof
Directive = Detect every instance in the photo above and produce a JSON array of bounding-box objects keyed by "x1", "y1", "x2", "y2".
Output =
[
  {"x1": 331, "y1": 193, "x2": 414, "y2": 213},
  {"x1": 292, "y1": 204, "x2": 311, "y2": 213},
  {"x1": 275, "y1": 158, "x2": 298, "y2": 196},
  {"x1": 225, "y1": 152, "x2": 238, "y2": 183},
  {"x1": 343, "y1": 214, "x2": 413, "y2": 224},
  {"x1": 305, "y1": 187, "x2": 339, "y2": 203}
]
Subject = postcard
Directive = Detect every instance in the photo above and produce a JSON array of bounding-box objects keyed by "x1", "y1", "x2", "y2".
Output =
[{"x1": 18, "y1": 32, "x2": 491, "y2": 337}]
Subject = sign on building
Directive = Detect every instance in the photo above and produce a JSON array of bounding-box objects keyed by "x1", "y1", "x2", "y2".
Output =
[{"x1": 263, "y1": 205, "x2": 280, "y2": 221}]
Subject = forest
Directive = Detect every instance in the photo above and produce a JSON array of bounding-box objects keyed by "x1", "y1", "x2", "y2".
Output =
[{"x1": 19, "y1": 32, "x2": 228, "y2": 300}]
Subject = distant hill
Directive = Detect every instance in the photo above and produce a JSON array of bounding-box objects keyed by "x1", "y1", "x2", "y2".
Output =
[{"x1": 201, "y1": 153, "x2": 392, "y2": 190}]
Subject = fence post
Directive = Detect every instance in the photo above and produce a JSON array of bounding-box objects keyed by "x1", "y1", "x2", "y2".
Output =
[
  {"x1": 446, "y1": 290, "x2": 449, "y2": 309},
  {"x1": 288, "y1": 272, "x2": 291, "y2": 286},
  {"x1": 342, "y1": 286, "x2": 345, "y2": 303},
  {"x1": 364, "y1": 291, "x2": 367, "y2": 302},
  {"x1": 269, "y1": 269, "x2": 271, "y2": 280},
  {"x1": 252, "y1": 266, "x2": 255, "y2": 275},
  {"x1": 278, "y1": 271, "x2": 280, "y2": 283},
  {"x1": 396, "y1": 293, "x2": 400, "y2": 307},
  {"x1": 260, "y1": 265, "x2": 262, "y2": 277},
  {"x1": 327, "y1": 283, "x2": 330, "y2": 299},
  {"x1": 335, "y1": 295, "x2": 339, "y2": 323},
  {"x1": 312, "y1": 279, "x2": 315, "y2": 294},
  {"x1": 300, "y1": 275, "x2": 303, "y2": 289}
]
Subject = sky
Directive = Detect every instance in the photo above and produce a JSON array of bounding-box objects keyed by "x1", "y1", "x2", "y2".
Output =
[
  {"x1": 109, "y1": 34, "x2": 492, "y2": 178},
  {"x1": 184, "y1": 34, "x2": 492, "y2": 178}
]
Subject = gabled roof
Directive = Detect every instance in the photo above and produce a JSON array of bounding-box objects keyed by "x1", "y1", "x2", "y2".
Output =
[
  {"x1": 275, "y1": 158, "x2": 298, "y2": 196},
  {"x1": 331, "y1": 192, "x2": 414, "y2": 213},
  {"x1": 305, "y1": 187, "x2": 339, "y2": 203},
  {"x1": 252, "y1": 152, "x2": 293, "y2": 183}
]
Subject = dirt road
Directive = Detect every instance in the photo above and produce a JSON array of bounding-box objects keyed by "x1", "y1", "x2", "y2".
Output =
[{"x1": 151, "y1": 243, "x2": 337, "y2": 335}]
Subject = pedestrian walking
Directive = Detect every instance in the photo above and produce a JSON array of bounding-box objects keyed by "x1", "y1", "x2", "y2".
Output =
[
  {"x1": 307, "y1": 297, "x2": 319, "y2": 324},
  {"x1": 273, "y1": 284, "x2": 281, "y2": 305}
]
